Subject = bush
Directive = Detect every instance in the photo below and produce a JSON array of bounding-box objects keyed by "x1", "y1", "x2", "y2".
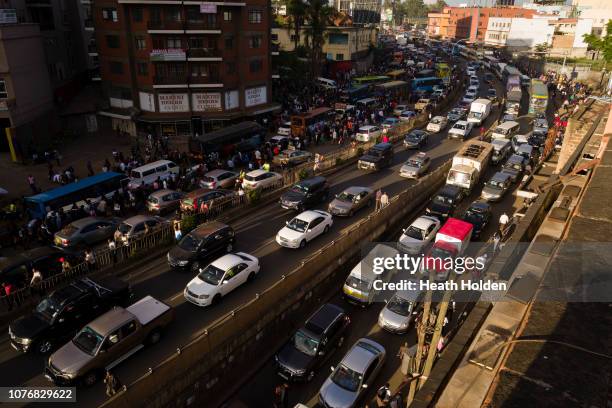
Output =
[
  {"x1": 335, "y1": 157, "x2": 344, "y2": 166},
  {"x1": 298, "y1": 168, "x2": 310, "y2": 180},
  {"x1": 357, "y1": 147, "x2": 364, "y2": 156},
  {"x1": 246, "y1": 188, "x2": 262, "y2": 204},
  {"x1": 180, "y1": 214, "x2": 198, "y2": 234}
]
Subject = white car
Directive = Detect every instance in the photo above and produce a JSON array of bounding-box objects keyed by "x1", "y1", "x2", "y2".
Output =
[
  {"x1": 398, "y1": 216, "x2": 441, "y2": 255},
  {"x1": 448, "y1": 120, "x2": 473, "y2": 139},
  {"x1": 462, "y1": 90, "x2": 478, "y2": 104},
  {"x1": 355, "y1": 125, "x2": 382, "y2": 142},
  {"x1": 399, "y1": 110, "x2": 417, "y2": 121},
  {"x1": 467, "y1": 67, "x2": 476, "y2": 76},
  {"x1": 467, "y1": 85, "x2": 479, "y2": 93},
  {"x1": 426, "y1": 116, "x2": 448, "y2": 133},
  {"x1": 242, "y1": 169, "x2": 283, "y2": 190},
  {"x1": 276, "y1": 210, "x2": 333, "y2": 249},
  {"x1": 183, "y1": 252, "x2": 260, "y2": 306},
  {"x1": 277, "y1": 121, "x2": 292, "y2": 136}
]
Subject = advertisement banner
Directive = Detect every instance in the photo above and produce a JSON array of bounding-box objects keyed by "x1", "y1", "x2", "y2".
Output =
[
  {"x1": 158, "y1": 93, "x2": 189, "y2": 112},
  {"x1": 192, "y1": 92, "x2": 222, "y2": 112},
  {"x1": 200, "y1": 3, "x2": 217, "y2": 13},
  {"x1": 225, "y1": 90, "x2": 239, "y2": 110},
  {"x1": 245, "y1": 86, "x2": 267, "y2": 108},
  {"x1": 139, "y1": 92, "x2": 156, "y2": 112},
  {"x1": 150, "y1": 49, "x2": 186, "y2": 62}
]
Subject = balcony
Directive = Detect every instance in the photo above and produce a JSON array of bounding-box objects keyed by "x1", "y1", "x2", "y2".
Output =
[
  {"x1": 154, "y1": 75, "x2": 189, "y2": 87},
  {"x1": 90, "y1": 68, "x2": 101, "y2": 81},
  {"x1": 271, "y1": 43, "x2": 279, "y2": 56},
  {"x1": 153, "y1": 74, "x2": 223, "y2": 89},
  {"x1": 84, "y1": 18, "x2": 94, "y2": 30},
  {"x1": 147, "y1": 20, "x2": 184, "y2": 33},
  {"x1": 187, "y1": 48, "x2": 222, "y2": 61},
  {"x1": 185, "y1": 20, "x2": 221, "y2": 33}
]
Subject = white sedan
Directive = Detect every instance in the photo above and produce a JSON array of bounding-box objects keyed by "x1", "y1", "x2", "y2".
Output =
[
  {"x1": 184, "y1": 252, "x2": 260, "y2": 306},
  {"x1": 398, "y1": 216, "x2": 441, "y2": 255},
  {"x1": 448, "y1": 120, "x2": 474, "y2": 139},
  {"x1": 276, "y1": 210, "x2": 333, "y2": 249},
  {"x1": 426, "y1": 116, "x2": 448, "y2": 133},
  {"x1": 242, "y1": 169, "x2": 283, "y2": 190}
]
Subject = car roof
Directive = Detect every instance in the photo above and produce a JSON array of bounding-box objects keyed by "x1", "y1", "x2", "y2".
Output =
[
  {"x1": 343, "y1": 339, "x2": 384, "y2": 373},
  {"x1": 454, "y1": 120, "x2": 469, "y2": 126},
  {"x1": 69, "y1": 216, "x2": 106, "y2": 228},
  {"x1": 412, "y1": 216, "x2": 437, "y2": 230},
  {"x1": 373, "y1": 142, "x2": 392, "y2": 150},
  {"x1": 185, "y1": 188, "x2": 214, "y2": 198},
  {"x1": 191, "y1": 221, "x2": 229, "y2": 238},
  {"x1": 508, "y1": 154, "x2": 525, "y2": 163},
  {"x1": 432, "y1": 116, "x2": 445, "y2": 120},
  {"x1": 440, "y1": 184, "x2": 461, "y2": 195},
  {"x1": 343, "y1": 186, "x2": 371, "y2": 195},
  {"x1": 122, "y1": 215, "x2": 156, "y2": 225},
  {"x1": 359, "y1": 125, "x2": 377, "y2": 130},
  {"x1": 492, "y1": 139, "x2": 510, "y2": 147},
  {"x1": 149, "y1": 189, "x2": 177, "y2": 198},
  {"x1": 211, "y1": 253, "x2": 245, "y2": 270},
  {"x1": 295, "y1": 210, "x2": 328, "y2": 222},
  {"x1": 491, "y1": 172, "x2": 512, "y2": 182},
  {"x1": 497, "y1": 121, "x2": 519, "y2": 129},
  {"x1": 88, "y1": 307, "x2": 134, "y2": 335},
  {"x1": 469, "y1": 201, "x2": 491, "y2": 212},
  {"x1": 304, "y1": 303, "x2": 345, "y2": 337},
  {"x1": 205, "y1": 169, "x2": 235, "y2": 177},
  {"x1": 298, "y1": 176, "x2": 326, "y2": 187},
  {"x1": 246, "y1": 169, "x2": 268, "y2": 177}
]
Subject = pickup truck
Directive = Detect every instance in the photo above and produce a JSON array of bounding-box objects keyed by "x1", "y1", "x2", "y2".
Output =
[
  {"x1": 45, "y1": 296, "x2": 174, "y2": 386},
  {"x1": 423, "y1": 218, "x2": 473, "y2": 281}
]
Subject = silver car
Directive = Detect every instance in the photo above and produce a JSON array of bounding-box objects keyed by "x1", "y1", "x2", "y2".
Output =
[
  {"x1": 378, "y1": 289, "x2": 423, "y2": 333},
  {"x1": 116, "y1": 215, "x2": 166, "y2": 244},
  {"x1": 319, "y1": 338, "x2": 386, "y2": 408},
  {"x1": 399, "y1": 152, "x2": 431, "y2": 178},
  {"x1": 328, "y1": 186, "x2": 374, "y2": 217},
  {"x1": 199, "y1": 169, "x2": 238, "y2": 189},
  {"x1": 54, "y1": 217, "x2": 119, "y2": 249},
  {"x1": 481, "y1": 172, "x2": 513, "y2": 202}
]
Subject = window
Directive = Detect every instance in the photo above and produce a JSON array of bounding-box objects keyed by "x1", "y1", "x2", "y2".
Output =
[
  {"x1": 249, "y1": 35, "x2": 262, "y2": 48},
  {"x1": 102, "y1": 8, "x2": 118, "y2": 22},
  {"x1": 290, "y1": 34, "x2": 297, "y2": 42},
  {"x1": 106, "y1": 35, "x2": 120, "y2": 48},
  {"x1": 137, "y1": 62, "x2": 148, "y2": 75},
  {"x1": 135, "y1": 37, "x2": 146, "y2": 50},
  {"x1": 189, "y1": 37, "x2": 204, "y2": 49},
  {"x1": 0, "y1": 80, "x2": 8, "y2": 99},
  {"x1": 166, "y1": 7, "x2": 181, "y2": 22},
  {"x1": 120, "y1": 320, "x2": 138, "y2": 338},
  {"x1": 328, "y1": 33, "x2": 348, "y2": 45},
  {"x1": 271, "y1": 33, "x2": 278, "y2": 41},
  {"x1": 248, "y1": 9, "x2": 262, "y2": 24},
  {"x1": 336, "y1": 53, "x2": 344, "y2": 61},
  {"x1": 109, "y1": 61, "x2": 123, "y2": 74},
  {"x1": 224, "y1": 11, "x2": 232, "y2": 21},
  {"x1": 226, "y1": 61, "x2": 236, "y2": 74},
  {"x1": 225, "y1": 35, "x2": 233, "y2": 49},
  {"x1": 186, "y1": 7, "x2": 201, "y2": 23},
  {"x1": 150, "y1": 7, "x2": 161, "y2": 22},
  {"x1": 167, "y1": 38, "x2": 182, "y2": 48},
  {"x1": 249, "y1": 58, "x2": 262, "y2": 73},
  {"x1": 132, "y1": 7, "x2": 143, "y2": 22}
]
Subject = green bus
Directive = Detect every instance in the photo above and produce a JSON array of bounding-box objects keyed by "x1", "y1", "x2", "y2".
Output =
[
  {"x1": 351, "y1": 76, "x2": 390, "y2": 87},
  {"x1": 529, "y1": 79, "x2": 548, "y2": 115}
]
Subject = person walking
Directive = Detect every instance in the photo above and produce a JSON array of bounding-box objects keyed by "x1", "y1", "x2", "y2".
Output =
[
  {"x1": 375, "y1": 189, "x2": 382, "y2": 211},
  {"x1": 30, "y1": 268, "x2": 43, "y2": 299},
  {"x1": 273, "y1": 383, "x2": 289, "y2": 408},
  {"x1": 376, "y1": 383, "x2": 391, "y2": 407},
  {"x1": 108, "y1": 239, "x2": 118, "y2": 264},
  {"x1": 85, "y1": 248, "x2": 97, "y2": 271},
  {"x1": 499, "y1": 212, "x2": 510, "y2": 235},
  {"x1": 27, "y1": 175, "x2": 37, "y2": 194},
  {"x1": 493, "y1": 231, "x2": 501, "y2": 253},
  {"x1": 104, "y1": 370, "x2": 122, "y2": 397},
  {"x1": 2, "y1": 282, "x2": 15, "y2": 311},
  {"x1": 174, "y1": 222, "x2": 182, "y2": 242},
  {"x1": 380, "y1": 191, "x2": 389, "y2": 208}
]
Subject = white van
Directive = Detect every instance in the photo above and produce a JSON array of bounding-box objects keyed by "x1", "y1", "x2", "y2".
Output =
[
  {"x1": 128, "y1": 160, "x2": 180, "y2": 189},
  {"x1": 316, "y1": 77, "x2": 337, "y2": 90},
  {"x1": 355, "y1": 125, "x2": 382, "y2": 142},
  {"x1": 491, "y1": 121, "x2": 520, "y2": 140},
  {"x1": 356, "y1": 98, "x2": 379, "y2": 111}
]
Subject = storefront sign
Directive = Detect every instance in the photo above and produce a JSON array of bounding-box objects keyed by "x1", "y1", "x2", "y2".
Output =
[
  {"x1": 225, "y1": 90, "x2": 239, "y2": 110},
  {"x1": 200, "y1": 3, "x2": 217, "y2": 13},
  {"x1": 150, "y1": 49, "x2": 186, "y2": 62},
  {"x1": 139, "y1": 92, "x2": 155, "y2": 112},
  {"x1": 158, "y1": 93, "x2": 189, "y2": 112},
  {"x1": 192, "y1": 92, "x2": 222, "y2": 112},
  {"x1": 245, "y1": 86, "x2": 267, "y2": 108}
]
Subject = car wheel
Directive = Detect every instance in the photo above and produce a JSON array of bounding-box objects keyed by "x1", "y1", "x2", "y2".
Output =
[
  {"x1": 299, "y1": 240, "x2": 306, "y2": 249},
  {"x1": 247, "y1": 272, "x2": 256, "y2": 283},
  {"x1": 226, "y1": 242, "x2": 233, "y2": 253},
  {"x1": 324, "y1": 225, "x2": 330, "y2": 234},
  {"x1": 147, "y1": 329, "x2": 162, "y2": 345},
  {"x1": 82, "y1": 371, "x2": 99, "y2": 387},
  {"x1": 36, "y1": 340, "x2": 53, "y2": 354},
  {"x1": 307, "y1": 371, "x2": 315, "y2": 382},
  {"x1": 190, "y1": 261, "x2": 200, "y2": 273},
  {"x1": 212, "y1": 294, "x2": 222, "y2": 305}
]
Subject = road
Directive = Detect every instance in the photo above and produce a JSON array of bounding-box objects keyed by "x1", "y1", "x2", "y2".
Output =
[{"x1": 0, "y1": 66, "x2": 519, "y2": 408}]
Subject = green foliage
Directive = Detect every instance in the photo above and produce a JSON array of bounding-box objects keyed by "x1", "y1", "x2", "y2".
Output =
[
  {"x1": 583, "y1": 21, "x2": 612, "y2": 63},
  {"x1": 246, "y1": 188, "x2": 262, "y2": 204},
  {"x1": 428, "y1": 0, "x2": 447, "y2": 12},
  {"x1": 180, "y1": 215, "x2": 198, "y2": 234},
  {"x1": 398, "y1": 0, "x2": 428, "y2": 19},
  {"x1": 357, "y1": 147, "x2": 364, "y2": 156},
  {"x1": 298, "y1": 168, "x2": 310, "y2": 180}
]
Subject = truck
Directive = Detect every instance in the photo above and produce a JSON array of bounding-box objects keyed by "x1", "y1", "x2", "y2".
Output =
[
  {"x1": 507, "y1": 85, "x2": 522, "y2": 108},
  {"x1": 446, "y1": 141, "x2": 493, "y2": 193},
  {"x1": 467, "y1": 99, "x2": 492, "y2": 126},
  {"x1": 506, "y1": 74, "x2": 521, "y2": 92},
  {"x1": 423, "y1": 218, "x2": 473, "y2": 281},
  {"x1": 45, "y1": 296, "x2": 174, "y2": 386}
]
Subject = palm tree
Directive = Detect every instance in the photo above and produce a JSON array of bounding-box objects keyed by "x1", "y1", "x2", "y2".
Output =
[
  {"x1": 286, "y1": 0, "x2": 307, "y2": 50},
  {"x1": 303, "y1": 0, "x2": 333, "y2": 76}
]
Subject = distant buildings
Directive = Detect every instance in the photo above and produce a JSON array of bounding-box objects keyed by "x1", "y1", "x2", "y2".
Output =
[{"x1": 333, "y1": 0, "x2": 382, "y2": 25}]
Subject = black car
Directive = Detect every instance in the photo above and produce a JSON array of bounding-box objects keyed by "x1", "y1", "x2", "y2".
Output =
[
  {"x1": 357, "y1": 143, "x2": 394, "y2": 171},
  {"x1": 0, "y1": 247, "x2": 80, "y2": 289},
  {"x1": 8, "y1": 277, "x2": 132, "y2": 354},
  {"x1": 484, "y1": 73, "x2": 494, "y2": 84},
  {"x1": 528, "y1": 132, "x2": 546, "y2": 148},
  {"x1": 462, "y1": 201, "x2": 492, "y2": 239},
  {"x1": 167, "y1": 221, "x2": 235, "y2": 272},
  {"x1": 275, "y1": 303, "x2": 350, "y2": 382},
  {"x1": 404, "y1": 130, "x2": 429, "y2": 149},
  {"x1": 425, "y1": 185, "x2": 464, "y2": 220},
  {"x1": 280, "y1": 176, "x2": 330, "y2": 211}
]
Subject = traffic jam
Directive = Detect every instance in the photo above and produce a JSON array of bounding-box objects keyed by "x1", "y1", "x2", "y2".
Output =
[{"x1": 2, "y1": 31, "x2": 555, "y2": 407}]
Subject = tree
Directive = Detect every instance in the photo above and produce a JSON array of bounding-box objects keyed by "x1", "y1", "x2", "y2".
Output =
[
  {"x1": 534, "y1": 43, "x2": 550, "y2": 55},
  {"x1": 303, "y1": 0, "x2": 334, "y2": 76},
  {"x1": 285, "y1": 0, "x2": 307, "y2": 50},
  {"x1": 398, "y1": 0, "x2": 428, "y2": 20},
  {"x1": 583, "y1": 20, "x2": 612, "y2": 63},
  {"x1": 428, "y1": 0, "x2": 447, "y2": 12}
]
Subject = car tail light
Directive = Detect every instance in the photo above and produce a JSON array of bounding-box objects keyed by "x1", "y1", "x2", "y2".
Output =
[
  {"x1": 345, "y1": 315, "x2": 351, "y2": 323},
  {"x1": 62, "y1": 238, "x2": 69, "y2": 245},
  {"x1": 211, "y1": 181, "x2": 217, "y2": 188}
]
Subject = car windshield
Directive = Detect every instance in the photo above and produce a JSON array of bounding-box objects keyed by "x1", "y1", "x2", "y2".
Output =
[
  {"x1": 506, "y1": 162, "x2": 522, "y2": 171},
  {"x1": 331, "y1": 364, "x2": 361, "y2": 392},
  {"x1": 73, "y1": 326, "x2": 104, "y2": 356},
  {"x1": 197, "y1": 264, "x2": 225, "y2": 285},
  {"x1": 404, "y1": 225, "x2": 425, "y2": 240},
  {"x1": 495, "y1": 127, "x2": 508, "y2": 135},
  {"x1": 178, "y1": 234, "x2": 200, "y2": 251},
  {"x1": 245, "y1": 174, "x2": 261, "y2": 182},
  {"x1": 465, "y1": 209, "x2": 486, "y2": 222},
  {"x1": 35, "y1": 297, "x2": 62, "y2": 321},
  {"x1": 345, "y1": 275, "x2": 370, "y2": 291},
  {"x1": 117, "y1": 223, "x2": 132, "y2": 234},
  {"x1": 59, "y1": 224, "x2": 79, "y2": 236},
  {"x1": 487, "y1": 179, "x2": 504, "y2": 189},
  {"x1": 292, "y1": 329, "x2": 320, "y2": 356},
  {"x1": 453, "y1": 124, "x2": 466, "y2": 131},
  {"x1": 471, "y1": 112, "x2": 483, "y2": 119},
  {"x1": 367, "y1": 149, "x2": 382, "y2": 157},
  {"x1": 337, "y1": 192, "x2": 356, "y2": 202},
  {"x1": 286, "y1": 218, "x2": 309, "y2": 233},
  {"x1": 387, "y1": 295, "x2": 413, "y2": 316},
  {"x1": 406, "y1": 159, "x2": 422, "y2": 167},
  {"x1": 407, "y1": 132, "x2": 422, "y2": 141},
  {"x1": 201, "y1": 176, "x2": 215, "y2": 183},
  {"x1": 291, "y1": 184, "x2": 309, "y2": 195},
  {"x1": 431, "y1": 118, "x2": 441, "y2": 124},
  {"x1": 433, "y1": 193, "x2": 453, "y2": 205}
]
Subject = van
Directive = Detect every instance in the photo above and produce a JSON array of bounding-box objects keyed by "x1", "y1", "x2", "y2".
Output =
[
  {"x1": 355, "y1": 125, "x2": 382, "y2": 142},
  {"x1": 491, "y1": 139, "x2": 512, "y2": 165},
  {"x1": 316, "y1": 77, "x2": 337, "y2": 90},
  {"x1": 491, "y1": 121, "x2": 520, "y2": 140},
  {"x1": 356, "y1": 98, "x2": 379, "y2": 111},
  {"x1": 511, "y1": 132, "x2": 531, "y2": 152},
  {"x1": 128, "y1": 160, "x2": 179, "y2": 189},
  {"x1": 357, "y1": 143, "x2": 394, "y2": 171}
]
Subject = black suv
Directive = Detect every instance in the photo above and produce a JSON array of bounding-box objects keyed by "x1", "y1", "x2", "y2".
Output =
[
  {"x1": 9, "y1": 277, "x2": 132, "y2": 354},
  {"x1": 167, "y1": 221, "x2": 235, "y2": 272},
  {"x1": 275, "y1": 303, "x2": 350, "y2": 382},
  {"x1": 357, "y1": 143, "x2": 394, "y2": 171},
  {"x1": 426, "y1": 185, "x2": 464, "y2": 220},
  {"x1": 462, "y1": 201, "x2": 492, "y2": 239},
  {"x1": 280, "y1": 176, "x2": 330, "y2": 211},
  {"x1": 0, "y1": 247, "x2": 80, "y2": 289}
]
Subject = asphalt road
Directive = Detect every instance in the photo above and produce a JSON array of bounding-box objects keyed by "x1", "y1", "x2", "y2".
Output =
[{"x1": 0, "y1": 65, "x2": 526, "y2": 408}]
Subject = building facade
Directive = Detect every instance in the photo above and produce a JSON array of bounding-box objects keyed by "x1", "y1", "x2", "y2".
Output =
[
  {"x1": 94, "y1": 0, "x2": 276, "y2": 140},
  {"x1": 333, "y1": 0, "x2": 381, "y2": 25},
  {"x1": 572, "y1": 0, "x2": 612, "y2": 37},
  {"x1": 485, "y1": 17, "x2": 555, "y2": 50}
]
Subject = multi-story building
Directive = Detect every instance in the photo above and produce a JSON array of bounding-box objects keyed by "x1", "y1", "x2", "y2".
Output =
[
  {"x1": 334, "y1": 0, "x2": 381, "y2": 25},
  {"x1": 485, "y1": 17, "x2": 555, "y2": 49},
  {"x1": 94, "y1": 0, "x2": 276, "y2": 139},
  {"x1": 572, "y1": 0, "x2": 612, "y2": 37}
]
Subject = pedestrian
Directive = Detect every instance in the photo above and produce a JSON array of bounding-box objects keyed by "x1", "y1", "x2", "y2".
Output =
[
  {"x1": 273, "y1": 383, "x2": 289, "y2": 408},
  {"x1": 108, "y1": 239, "x2": 117, "y2": 264},
  {"x1": 380, "y1": 191, "x2": 389, "y2": 208},
  {"x1": 174, "y1": 222, "x2": 182, "y2": 242},
  {"x1": 375, "y1": 189, "x2": 382, "y2": 210},
  {"x1": 87, "y1": 160, "x2": 95, "y2": 176},
  {"x1": 493, "y1": 231, "x2": 501, "y2": 252},
  {"x1": 104, "y1": 370, "x2": 122, "y2": 397},
  {"x1": 437, "y1": 336, "x2": 446, "y2": 357},
  {"x1": 376, "y1": 383, "x2": 391, "y2": 407},
  {"x1": 85, "y1": 248, "x2": 97, "y2": 271},
  {"x1": 27, "y1": 174, "x2": 37, "y2": 194},
  {"x1": 2, "y1": 282, "x2": 15, "y2": 311},
  {"x1": 499, "y1": 212, "x2": 510, "y2": 235},
  {"x1": 61, "y1": 258, "x2": 71, "y2": 274}
]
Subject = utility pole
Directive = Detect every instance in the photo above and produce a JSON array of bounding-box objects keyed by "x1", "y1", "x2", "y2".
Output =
[{"x1": 419, "y1": 288, "x2": 452, "y2": 389}]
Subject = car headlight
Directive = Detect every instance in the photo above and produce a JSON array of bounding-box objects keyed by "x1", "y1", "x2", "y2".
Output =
[
  {"x1": 398, "y1": 320, "x2": 410, "y2": 329},
  {"x1": 177, "y1": 260, "x2": 188, "y2": 266},
  {"x1": 198, "y1": 294, "x2": 210, "y2": 299},
  {"x1": 293, "y1": 368, "x2": 307, "y2": 375},
  {"x1": 21, "y1": 337, "x2": 32, "y2": 345}
]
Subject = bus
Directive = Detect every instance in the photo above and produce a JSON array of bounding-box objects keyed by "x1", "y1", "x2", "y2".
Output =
[
  {"x1": 502, "y1": 65, "x2": 522, "y2": 85},
  {"x1": 435, "y1": 63, "x2": 451, "y2": 85},
  {"x1": 189, "y1": 121, "x2": 266, "y2": 158},
  {"x1": 411, "y1": 77, "x2": 443, "y2": 93},
  {"x1": 351, "y1": 76, "x2": 390, "y2": 87},
  {"x1": 414, "y1": 69, "x2": 436, "y2": 79},
  {"x1": 340, "y1": 85, "x2": 370, "y2": 103},
  {"x1": 529, "y1": 79, "x2": 549, "y2": 115},
  {"x1": 375, "y1": 80, "x2": 410, "y2": 101},
  {"x1": 483, "y1": 56, "x2": 498, "y2": 70},
  {"x1": 385, "y1": 69, "x2": 406, "y2": 80},
  {"x1": 25, "y1": 172, "x2": 129, "y2": 220},
  {"x1": 290, "y1": 107, "x2": 334, "y2": 138}
]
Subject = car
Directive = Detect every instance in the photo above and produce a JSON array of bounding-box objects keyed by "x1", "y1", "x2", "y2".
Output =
[
  {"x1": 179, "y1": 188, "x2": 236, "y2": 213},
  {"x1": 481, "y1": 172, "x2": 513, "y2": 202},
  {"x1": 357, "y1": 143, "x2": 394, "y2": 171},
  {"x1": 448, "y1": 120, "x2": 473, "y2": 139},
  {"x1": 533, "y1": 118, "x2": 549, "y2": 134},
  {"x1": 54, "y1": 217, "x2": 120, "y2": 249},
  {"x1": 393, "y1": 104, "x2": 409, "y2": 116},
  {"x1": 431, "y1": 89, "x2": 445, "y2": 101},
  {"x1": 462, "y1": 92, "x2": 477, "y2": 105},
  {"x1": 399, "y1": 152, "x2": 431, "y2": 179},
  {"x1": 486, "y1": 88, "x2": 497, "y2": 101},
  {"x1": 425, "y1": 184, "x2": 464, "y2": 220},
  {"x1": 447, "y1": 107, "x2": 467, "y2": 122},
  {"x1": 528, "y1": 132, "x2": 547, "y2": 148},
  {"x1": 183, "y1": 252, "x2": 260, "y2": 306},
  {"x1": 146, "y1": 189, "x2": 185, "y2": 214},
  {"x1": 467, "y1": 67, "x2": 476, "y2": 76},
  {"x1": 378, "y1": 290, "x2": 423, "y2": 333},
  {"x1": 414, "y1": 98, "x2": 431, "y2": 112},
  {"x1": 242, "y1": 169, "x2": 283, "y2": 190},
  {"x1": 432, "y1": 84, "x2": 447, "y2": 94},
  {"x1": 491, "y1": 139, "x2": 512, "y2": 165},
  {"x1": 467, "y1": 85, "x2": 479, "y2": 94},
  {"x1": 517, "y1": 143, "x2": 536, "y2": 164},
  {"x1": 328, "y1": 186, "x2": 374, "y2": 217},
  {"x1": 276, "y1": 210, "x2": 333, "y2": 249},
  {"x1": 484, "y1": 73, "x2": 494, "y2": 83},
  {"x1": 511, "y1": 133, "x2": 530, "y2": 152},
  {"x1": 469, "y1": 76, "x2": 479, "y2": 85},
  {"x1": 355, "y1": 125, "x2": 382, "y2": 142},
  {"x1": 272, "y1": 149, "x2": 313, "y2": 167},
  {"x1": 397, "y1": 215, "x2": 440, "y2": 254},
  {"x1": 199, "y1": 169, "x2": 238, "y2": 189},
  {"x1": 399, "y1": 110, "x2": 417, "y2": 121},
  {"x1": 501, "y1": 154, "x2": 526, "y2": 183},
  {"x1": 0, "y1": 247, "x2": 80, "y2": 289},
  {"x1": 462, "y1": 201, "x2": 491, "y2": 239},
  {"x1": 318, "y1": 338, "x2": 386, "y2": 408},
  {"x1": 270, "y1": 135, "x2": 291, "y2": 150},
  {"x1": 426, "y1": 116, "x2": 448, "y2": 133},
  {"x1": 277, "y1": 121, "x2": 292, "y2": 136},
  {"x1": 115, "y1": 215, "x2": 167, "y2": 244},
  {"x1": 381, "y1": 117, "x2": 401, "y2": 131},
  {"x1": 275, "y1": 303, "x2": 350, "y2": 382},
  {"x1": 167, "y1": 221, "x2": 235, "y2": 272},
  {"x1": 9, "y1": 277, "x2": 133, "y2": 354},
  {"x1": 280, "y1": 176, "x2": 330, "y2": 211},
  {"x1": 404, "y1": 129, "x2": 429, "y2": 149}
]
